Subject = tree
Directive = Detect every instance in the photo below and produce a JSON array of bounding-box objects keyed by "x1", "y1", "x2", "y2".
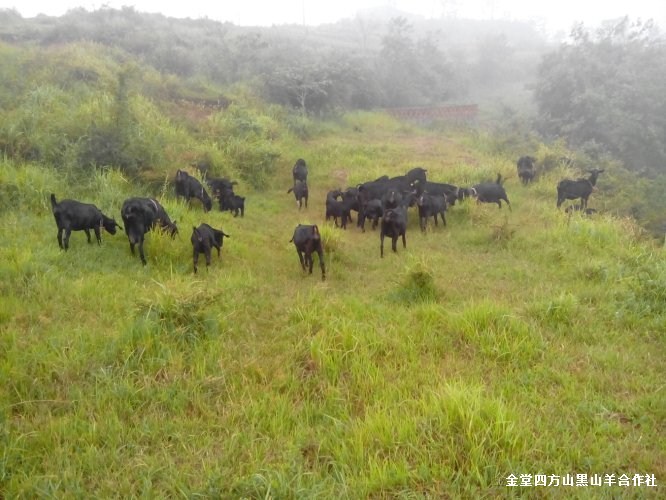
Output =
[{"x1": 534, "y1": 18, "x2": 666, "y2": 175}]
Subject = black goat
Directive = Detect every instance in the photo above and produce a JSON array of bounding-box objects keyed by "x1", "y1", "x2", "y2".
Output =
[
  {"x1": 381, "y1": 189, "x2": 403, "y2": 210},
  {"x1": 191, "y1": 223, "x2": 230, "y2": 273},
  {"x1": 120, "y1": 197, "x2": 178, "y2": 265},
  {"x1": 380, "y1": 206, "x2": 408, "y2": 257},
  {"x1": 175, "y1": 169, "x2": 213, "y2": 212},
  {"x1": 416, "y1": 192, "x2": 447, "y2": 232},
  {"x1": 358, "y1": 199, "x2": 383, "y2": 232},
  {"x1": 325, "y1": 189, "x2": 351, "y2": 229},
  {"x1": 471, "y1": 174, "x2": 511, "y2": 210},
  {"x1": 517, "y1": 156, "x2": 536, "y2": 185},
  {"x1": 207, "y1": 177, "x2": 238, "y2": 199},
  {"x1": 287, "y1": 180, "x2": 309, "y2": 209},
  {"x1": 50, "y1": 194, "x2": 121, "y2": 250},
  {"x1": 405, "y1": 167, "x2": 428, "y2": 185},
  {"x1": 413, "y1": 180, "x2": 461, "y2": 206},
  {"x1": 290, "y1": 224, "x2": 325, "y2": 281},
  {"x1": 226, "y1": 195, "x2": 245, "y2": 217},
  {"x1": 293, "y1": 158, "x2": 308, "y2": 183},
  {"x1": 556, "y1": 169, "x2": 604, "y2": 209}
]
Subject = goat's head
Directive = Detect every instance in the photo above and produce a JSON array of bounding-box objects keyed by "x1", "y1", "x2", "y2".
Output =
[
  {"x1": 102, "y1": 216, "x2": 121, "y2": 234},
  {"x1": 201, "y1": 188, "x2": 213, "y2": 211}
]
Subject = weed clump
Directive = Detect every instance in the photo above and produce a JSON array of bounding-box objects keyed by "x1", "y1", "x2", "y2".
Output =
[{"x1": 390, "y1": 261, "x2": 439, "y2": 304}]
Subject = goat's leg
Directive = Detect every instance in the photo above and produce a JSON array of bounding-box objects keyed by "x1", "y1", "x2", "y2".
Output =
[
  {"x1": 205, "y1": 247, "x2": 212, "y2": 270},
  {"x1": 138, "y1": 240, "x2": 147, "y2": 265},
  {"x1": 296, "y1": 249, "x2": 306, "y2": 271},
  {"x1": 57, "y1": 228, "x2": 64, "y2": 249},
  {"x1": 317, "y1": 249, "x2": 326, "y2": 281},
  {"x1": 63, "y1": 229, "x2": 72, "y2": 250},
  {"x1": 306, "y1": 252, "x2": 314, "y2": 274},
  {"x1": 84, "y1": 228, "x2": 92, "y2": 244},
  {"x1": 401, "y1": 233, "x2": 407, "y2": 249},
  {"x1": 94, "y1": 226, "x2": 102, "y2": 245}
]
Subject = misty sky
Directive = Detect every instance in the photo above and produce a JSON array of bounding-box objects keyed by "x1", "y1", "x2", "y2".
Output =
[{"x1": 5, "y1": 0, "x2": 665, "y2": 35}]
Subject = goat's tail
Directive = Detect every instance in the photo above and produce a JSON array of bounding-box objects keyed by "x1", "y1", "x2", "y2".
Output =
[
  {"x1": 50, "y1": 193, "x2": 58, "y2": 211},
  {"x1": 495, "y1": 173, "x2": 503, "y2": 185}
]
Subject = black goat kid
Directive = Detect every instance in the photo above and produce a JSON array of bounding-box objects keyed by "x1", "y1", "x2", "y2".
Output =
[{"x1": 191, "y1": 223, "x2": 230, "y2": 273}]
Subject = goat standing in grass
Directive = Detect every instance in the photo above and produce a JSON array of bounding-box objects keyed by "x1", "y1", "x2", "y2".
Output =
[
  {"x1": 290, "y1": 224, "x2": 325, "y2": 280},
  {"x1": 191, "y1": 223, "x2": 230, "y2": 273},
  {"x1": 556, "y1": 169, "x2": 604, "y2": 209},
  {"x1": 471, "y1": 174, "x2": 511, "y2": 210},
  {"x1": 50, "y1": 193, "x2": 121, "y2": 250}
]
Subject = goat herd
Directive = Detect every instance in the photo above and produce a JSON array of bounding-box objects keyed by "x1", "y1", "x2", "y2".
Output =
[{"x1": 49, "y1": 157, "x2": 604, "y2": 280}]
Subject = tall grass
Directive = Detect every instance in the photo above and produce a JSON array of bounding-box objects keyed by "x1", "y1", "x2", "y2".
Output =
[{"x1": 1, "y1": 119, "x2": 664, "y2": 498}]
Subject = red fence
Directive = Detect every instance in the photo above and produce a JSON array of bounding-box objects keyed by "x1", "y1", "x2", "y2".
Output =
[{"x1": 385, "y1": 104, "x2": 478, "y2": 123}]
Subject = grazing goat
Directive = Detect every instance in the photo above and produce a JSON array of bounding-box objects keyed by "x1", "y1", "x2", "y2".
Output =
[
  {"x1": 292, "y1": 158, "x2": 308, "y2": 183},
  {"x1": 50, "y1": 194, "x2": 121, "y2": 250},
  {"x1": 471, "y1": 174, "x2": 511, "y2": 210},
  {"x1": 175, "y1": 169, "x2": 213, "y2": 212},
  {"x1": 517, "y1": 156, "x2": 536, "y2": 185},
  {"x1": 290, "y1": 224, "x2": 325, "y2": 281},
  {"x1": 556, "y1": 169, "x2": 604, "y2": 209},
  {"x1": 287, "y1": 180, "x2": 309, "y2": 209},
  {"x1": 191, "y1": 223, "x2": 230, "y2": 273},
  {"x1": 416, "y1": 192, "x2": 447, "y2": 232},
  {"x1": 380, "y1": 206, "x2": 407, "y2": 257},
  {"x1": 121, "y1": 197, "x2": 178, "y2": 265}
]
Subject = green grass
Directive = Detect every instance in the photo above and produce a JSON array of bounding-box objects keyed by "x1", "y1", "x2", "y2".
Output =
[{"x1": 1, "y1": 122, "x2": 664, "y2": 498}]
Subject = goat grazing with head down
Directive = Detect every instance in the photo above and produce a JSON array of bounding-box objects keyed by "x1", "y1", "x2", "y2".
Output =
[{"x1": 50, "y1": 194, "x2": 121, "y2": 250}]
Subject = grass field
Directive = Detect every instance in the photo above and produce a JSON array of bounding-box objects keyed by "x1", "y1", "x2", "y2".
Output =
[{"x1": 1, "y1": 118, "x2": 664, "y2": 498}]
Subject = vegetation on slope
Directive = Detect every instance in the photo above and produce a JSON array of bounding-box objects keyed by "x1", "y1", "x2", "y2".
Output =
[
  {"x1": 1, "y1": 116, "x2": 664, "y2": 496},
  {"x1": 0, "y1": 20, "x2": 664, "y2": 496}
]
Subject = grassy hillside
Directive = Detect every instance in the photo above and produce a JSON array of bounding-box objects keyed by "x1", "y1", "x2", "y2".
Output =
[{"x1": 1, "y1": 117, "x2": 664, "y2": 497}]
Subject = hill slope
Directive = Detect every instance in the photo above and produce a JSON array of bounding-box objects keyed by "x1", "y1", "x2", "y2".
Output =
[{"x1": 0, "y1": 119, "x2": 664, "y2": 497}]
